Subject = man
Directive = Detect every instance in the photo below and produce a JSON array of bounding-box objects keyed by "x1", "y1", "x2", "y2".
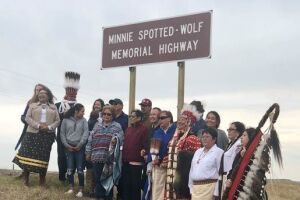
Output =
[
  {"x1": 109, "y1": 98, "x2": 128, "y2": 200},
  {"x1": 56, "y1": 71, "x2": 80, "y2": 182},
  {"x1": 139, "y1": 98, "x2": 152, "y2": 130},
  {"x1": 109, "y1": 98, "x2": 128, "y2": 133},
  {"x1": 188, "y1": 127, "x2": 224, "y2": 200},
  {"x1": 142, "y1": 107, "x2": 161, "y2": 199}
]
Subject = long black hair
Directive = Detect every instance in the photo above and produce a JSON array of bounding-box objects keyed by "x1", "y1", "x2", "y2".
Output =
[{"x1": 64, "y1": 103, "x2": 84, "y2": 118}]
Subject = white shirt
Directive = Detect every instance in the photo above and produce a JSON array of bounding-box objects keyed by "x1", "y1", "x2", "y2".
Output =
[
  {"x1": 223, "y1": 139, "x2": 241, "y2": 173},
  {"x1": 188, "y1": 144, "x2": 223, "y2": 193}
]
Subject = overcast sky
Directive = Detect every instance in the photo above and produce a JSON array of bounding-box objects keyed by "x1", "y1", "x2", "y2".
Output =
[{"x1": 0, "y1": 0, "x2": 299, "y2": 181}]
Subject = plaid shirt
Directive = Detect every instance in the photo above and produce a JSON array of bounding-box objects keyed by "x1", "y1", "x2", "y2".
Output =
[{"x1": 86, "y1": 121, "x2": 123, "y2": 163}]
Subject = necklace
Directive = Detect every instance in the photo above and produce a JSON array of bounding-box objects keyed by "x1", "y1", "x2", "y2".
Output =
[{"x1": 197, "y1": 149, "x2": 209, "y2": 164}]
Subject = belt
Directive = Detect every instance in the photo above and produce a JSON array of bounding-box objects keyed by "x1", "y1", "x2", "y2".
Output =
[{"x1": 193, "y1": 179, "x2": 217, "y2": 185}]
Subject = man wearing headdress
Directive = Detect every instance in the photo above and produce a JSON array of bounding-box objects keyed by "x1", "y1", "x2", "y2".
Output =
[
  {"x1": 164, "y1": 104, "x2": 202, "y2": 200},
  {"x1": 56, "y1": 71, "x2": 80, "y2": 182}
]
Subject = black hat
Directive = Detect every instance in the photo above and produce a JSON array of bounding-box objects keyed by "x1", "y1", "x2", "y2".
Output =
[{"x1": 109, "y1": 98, "x2": 123, "y2": 105}]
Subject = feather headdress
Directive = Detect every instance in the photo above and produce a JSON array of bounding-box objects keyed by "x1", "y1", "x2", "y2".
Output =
[
  {"x1": 180, "y1": 103, "x2": 202, "y2": 125},
  {"x1": 223, "y1": 103, "x2": 282, "y2": 200},
  {"x1": 63, "y1": 71, "x2": 80, "y2": 90}
]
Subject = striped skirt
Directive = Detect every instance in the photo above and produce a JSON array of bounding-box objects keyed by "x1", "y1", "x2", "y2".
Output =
[{"x1": 13, "y1": 131, "x2": 55, "y2": 174}]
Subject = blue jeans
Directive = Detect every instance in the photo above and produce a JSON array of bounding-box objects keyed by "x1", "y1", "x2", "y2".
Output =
[{"x1": 65, "y1": 147, "x2": 84, "y2": 188}]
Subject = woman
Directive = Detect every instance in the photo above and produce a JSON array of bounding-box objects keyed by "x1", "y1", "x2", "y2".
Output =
[
  {"x1": 203, "y1": 111, "x2": 228, "y2": 150},
  {"x1": 86, "y1": 98, "x2": 105, "y2": 196},
  {"x1": 60, "y1": 103, "x2": 89, "y2": 198},
  {"x1": 88, "y1": 98, "x2": 105, "y2": 130},
  {"x1": 15, "y1": 84, "x2": 47, "y2": 179},
  {"x1": 164, "y1": 104, "x2": 201, "y2": 200},
  {"x1": 85, "y1": 105, "x2": 124, "y2": 200},
  {"x1": 121, "y1": 109, "x2": 148, "y2": 200},
  {"x1": 13, "y1": 87, "x2": 60, "y2": 186},
  {"x1": 216, "y1": 121, "x2": 245, "y2": 198},
  {"x1": 188, "y1": 127, "x2": 224, "y2": 200},
  {"x1": 16, "y1": 84, "x2": 47, "y2": 151}
]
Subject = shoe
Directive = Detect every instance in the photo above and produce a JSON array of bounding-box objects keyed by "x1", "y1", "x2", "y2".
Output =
[
  {"x1": 65, "y1": 189, "x2": 74, "y2": 194},
  {"x1": 76, "y1": 191, "x2": 83, "y2": 198}
]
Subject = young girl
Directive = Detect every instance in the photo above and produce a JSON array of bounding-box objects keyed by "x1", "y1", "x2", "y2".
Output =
[{"x1": 60, "y1": 103, "x2": 89, "y2": 198}]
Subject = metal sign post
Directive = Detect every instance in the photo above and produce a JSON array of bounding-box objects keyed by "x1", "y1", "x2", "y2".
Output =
[
  {"x1": 177, "y1": 61, "x2": 185, "y2": 120},
  {"x1": 128, "y1": 66, "x2": 136, "y2": 116}
]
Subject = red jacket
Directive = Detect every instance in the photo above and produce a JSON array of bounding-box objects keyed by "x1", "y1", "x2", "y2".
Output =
[{"x1": 122, "y1": 122, "x2": 148, "y2": 163}]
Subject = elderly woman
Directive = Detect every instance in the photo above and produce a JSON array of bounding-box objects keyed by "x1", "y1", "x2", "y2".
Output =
[
  {"x1": 85, "y1": 105, "x2": 124, "y2": 200},
  {"x1": 203, "y1": 111, "x2": 228, "y2": 150},
  {"x1": 189, "y1": 127, "x2": 224, "y2": 200},
  {"x1": 215, "y1": 121, "x2": 245, "y2": 198},
  {"x1": 164, "y1": 104, "x2": 201, "y2": 200},
  {"x1": 13, "y1": 87, "x2": 60, "y2": 186}
]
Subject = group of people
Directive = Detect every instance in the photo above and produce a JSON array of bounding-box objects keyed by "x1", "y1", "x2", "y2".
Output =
[{"x1": 13, "y1": 71, "x2": 280, "y2": 200}]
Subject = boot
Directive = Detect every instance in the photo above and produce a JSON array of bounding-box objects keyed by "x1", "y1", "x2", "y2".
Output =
[
  {"x1": 23, "y1": 171, "x2": 29, "y2": 186},
  {"x1": 39, "y1": 173, "x2": 46, "y2": 187}
]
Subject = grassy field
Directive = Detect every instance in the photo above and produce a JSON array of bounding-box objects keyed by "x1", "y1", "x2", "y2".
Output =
[{"x1": 0, "y1": 169, "x2": 300, "y2": 200}]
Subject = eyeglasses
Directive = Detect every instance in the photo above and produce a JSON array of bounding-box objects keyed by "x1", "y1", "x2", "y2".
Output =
[
  {"x1": 160, "y1": 116, "x2": 169, "y2": 120},
  {"x1": 227, "y1": 128, "x2": 236, "y2": 132},
  {"x1": 103, "y1": 112, "x2": 112, "y2": 116}
]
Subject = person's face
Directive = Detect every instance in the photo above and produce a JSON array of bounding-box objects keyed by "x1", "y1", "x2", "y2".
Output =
[
  {"x1": 93, "y1": 101, "x2": 102, "y2": 112},
  {"x1": 102, "y1": 108, "x2": 113, "y2": 123},
  {"x1": 113, "y1": 103, "x2": 123, "y2": 113},
  {"x1": 227, "y1": 123, "x2": 239, "y2": 141},
  {"x1": 159, "y1": 112, "x2": 171, "y2": 129},
  {"x1": 205, "y1": 113, "x2": 218, "y2": 128},
  {"x1": 140, "y1": 104, "x2": 151, "y2": 114},
  {"x1": 240, "y1": 131, "x2": 250, "y2": 148},
  {"x1": 177, "y1": 115, "x2": 189, "y2": 131},
  {"x1": 202, "y1": 132, "x2": 216, "y2": 149},
  {"x1": 149, "y1": 109, "x2": 160, "y2": 124},
  {"x1": 129, "y1": 112, "x2": 141, "y2": 124},
  {"x1": 75, "y1": 107, "x2": 85, "y2": 119},
  {"x1": 38, "y1": 90, "x2": 48, "y2": 103},
  {"x1": 35, "y1": 85, "x2": 43, "y2": 96}
]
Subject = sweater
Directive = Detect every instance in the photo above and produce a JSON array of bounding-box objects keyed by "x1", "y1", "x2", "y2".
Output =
[
  {"x1": 60, "y1": 116, "x2": 89, "y2": 149},
  {"x1": 86, "y1": 121, "x2": 123, "y2": 163}
]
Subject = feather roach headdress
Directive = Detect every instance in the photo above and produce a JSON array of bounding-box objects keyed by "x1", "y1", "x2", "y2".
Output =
[
  {"x1": 63, "y1": 71, "x2": 80, "y2": 90},
  {"x1": 223, "y1": 103, "x2": 282, "y2": 200}
]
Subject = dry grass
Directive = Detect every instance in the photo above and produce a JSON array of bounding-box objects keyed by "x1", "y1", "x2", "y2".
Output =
[
  {"x1": 0, "y1": 169, "x2": 92, "y2": 200},
  {"x1": 1, "y1": 169, "x2": 300, "y2": 199}
]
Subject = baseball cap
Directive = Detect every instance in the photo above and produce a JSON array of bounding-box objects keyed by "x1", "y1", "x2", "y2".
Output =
[
  {"x1": 139, "y1": 98, "x2": 152, "y2": 106},
  {"x1": 109, "y1": 98, "x2": 123, "y2": 105}
]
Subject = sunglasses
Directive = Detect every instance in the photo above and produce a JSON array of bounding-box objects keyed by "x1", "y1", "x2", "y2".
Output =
[
  {"x1": 160, "y1": 116, "x2": 169, "y2": 120},
  {"x1": 103, "y1": 112, "x2": 112, "y2": 116}
]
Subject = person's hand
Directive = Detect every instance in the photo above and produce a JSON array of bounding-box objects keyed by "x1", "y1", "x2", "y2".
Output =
[
  {"x1": 67, "y1": 146, "x2": 75, "y2": 152},
  {"x1": 140, "y1": 149, "x2": 146, "y2": 157},
  {"x1": 86, "y1": 155, "x2": 91, "y2": 161},
  {"x1": 241, "y1": 147, "x2": 246, "y2": 157},
  {"x1": 74, "y1": 146, "x2": 81, "y2": 151},
  {"x1": 160, "y1": 156, "x2": 168, "y2": 168},
  {"x1": 226, "y1": 179, "x2": 232, "y2": 188},
  {"x1": 39, "y1": 123, "x2": 48, "y2": 131},
  {"x1": 111, "y1": 138, "x2": 117, "y2": 145},
  {"x1": 152, "y1": 159, "x2": 160, "y2": 166}
]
